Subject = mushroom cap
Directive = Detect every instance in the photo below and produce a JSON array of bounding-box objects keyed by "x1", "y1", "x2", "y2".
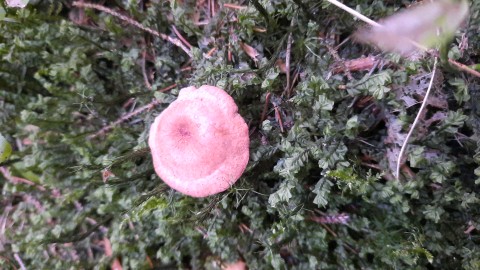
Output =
[{"x1": 148, "y1": 85, "x2": 250, "y2": 197}]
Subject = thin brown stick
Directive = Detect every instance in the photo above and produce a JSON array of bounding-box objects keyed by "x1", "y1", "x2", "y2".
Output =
[
  {"x1": 141, "y1": 50, "x2": 152, "y2": 90},
  {"x1": 288, "y1": 69, "x2": 300, "y2": 96},
  {"x1": 204, "y1": 47, "x2": 217, "y2": 58},
  {"x1": 89, "y1": 83, "x2": 177, "y2": 139},
  {"x1": 274, "y1": 107, "x2": 285, "y2": 133},
  {"x1": 448, "y1": 58, "x2": 480, "y2": 78},
  {"x1": 171, "y1": 25, "x2": 193, "y2": 49},
  {"x1": 158, "y1": 83, "x2": 178, "y2": 92},
  {"x1": 260, "y1": 92, "x2": 271, "y2": 123},
  {"x1": 223, "y1": 3, "x2": 247, "y2": 9},
  {"x1": 146, "y1": 255, "x2": 154, "y2": 269},
  {"x1": 361, "y1": 162, "x2": 382, "y2": 170},
  {"x1": 343, "y1": 243, "x2": 358, "y2": 254},
  {"x1": 332, "y1": 56, "x2": 377, "y2": 74},
  {"x1": 180, "y1": 66, "x2": 192, "y2": 72},
  {"x1": 72, "y1": 1, "x2": 192, "y2": 58},
  {"x1": 319, "y1": 223, "x2": 338, "y2": 237},
  {"x1": 88, "y1": 99, "x2": 161, "y2": 139}
]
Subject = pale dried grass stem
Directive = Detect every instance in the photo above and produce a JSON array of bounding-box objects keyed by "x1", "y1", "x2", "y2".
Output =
[
  {"x1": 396, "y1": 57, "x2": 438, "y2": 180},
  {"x1": 14, "y1": 253, "x2": 26, "y2": 270}
]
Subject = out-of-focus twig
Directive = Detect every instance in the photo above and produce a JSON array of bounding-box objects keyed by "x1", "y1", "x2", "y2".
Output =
[{"x1": 326, "y1": 0, "x2": 480, "y2": 78}]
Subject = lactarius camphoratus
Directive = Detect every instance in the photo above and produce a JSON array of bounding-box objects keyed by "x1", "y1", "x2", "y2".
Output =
[{"x1": 148, "y1": 85, "x2": 250, "y2": 197}]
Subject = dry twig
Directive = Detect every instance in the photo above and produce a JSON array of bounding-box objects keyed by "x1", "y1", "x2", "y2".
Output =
[
  {"x1": 172, "y1": 25, "x2": 193, "y2": 49},
  {"x1": 88, "y1": 99, "x2": 161, "y2": 139},
  {"x1": 89, "y1": 83, "x2": 178, "y2": 139},
  {"x1": 72, "y1": 2, "x2": 193, "y2": 57},
  {"x1": 260, "y1": 92, "x2": 271, "y2": 123},
  {"x1": 448, "y1": 58, "x2": 480, "y2": 78},
  {"x1": 223, "y1": 3, "x2": 247, "y2": 9},
  {"x1": 141, "y1": 50, "x2": 152, "y2": 90}
]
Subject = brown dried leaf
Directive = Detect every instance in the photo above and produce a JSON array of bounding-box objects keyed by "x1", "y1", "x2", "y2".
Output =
[
  {"x1": 275, "y1": 59, "x2": 287, "y2": 73},
  {"x1": 395, "y1": 70, "x2": 447, "y2": 109},
  {"x1": 102, "y1": 169, "x2": 115, "y2": 183},
  {"x1": 332, "y1": 56, "x2": 378, "y2": 74},
  {"x1": 240, "y1": 42, "x2": 260, "y2": 62},
  {"x1": 424, "y1": 111, "x2": 447, "y2": 128},
  {"x1": 253, "y1": 27, "x2": 267, "y2": 33}
]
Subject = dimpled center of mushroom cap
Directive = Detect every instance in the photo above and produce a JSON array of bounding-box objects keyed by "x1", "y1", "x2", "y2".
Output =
[{"x1": 154, "y1": 100, "x2": 227, "y2": 180}]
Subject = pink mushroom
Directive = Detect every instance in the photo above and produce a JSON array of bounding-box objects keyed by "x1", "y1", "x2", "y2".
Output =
[{"x1": 148, "y1": 85, "x2": 250, "y2": 197}]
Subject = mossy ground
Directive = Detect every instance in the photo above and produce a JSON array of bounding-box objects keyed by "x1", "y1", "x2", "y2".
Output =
[{"x1": 0, "y1": 1, "x2": 479, "y2": 269}]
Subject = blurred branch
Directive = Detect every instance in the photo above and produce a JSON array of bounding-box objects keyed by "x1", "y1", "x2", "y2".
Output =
[{"x1": 326, "y1": 0, "x2": 480, "y2": 78}]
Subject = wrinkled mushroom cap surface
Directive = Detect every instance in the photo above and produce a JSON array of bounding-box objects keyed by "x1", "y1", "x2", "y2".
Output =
[{"x1": 148, "y1": 85, "x2": 250, "y2": 197}]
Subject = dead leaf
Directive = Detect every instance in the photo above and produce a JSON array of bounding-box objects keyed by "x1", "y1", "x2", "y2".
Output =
[
  {"x1": 424, "y1": 111, "x2": 447, "y2": 128},
  {"x1": 395, "y1": 70, "x2": 447, "y2": 109},
  {"x1": 240, "y1": 42, "x2": 260, "y2": 62},
  {"x1": 332, "y1": 56, "x2": 378, "y2": 74},
  {"x1": 102, "y1": 169, "x2": 115, "y2": 183},
  {"x1": 385, "y1": 69, "x2": 447, "y2": 175},
  {"x1": 253, "y1": 27, "x2": 267, "y2": 33},
  {"x1": 355, "y1": 0, "x2": 469, "y2": 55},
  {"x1": 275, "y1": 59, "x2": 287, "y2": 73}
]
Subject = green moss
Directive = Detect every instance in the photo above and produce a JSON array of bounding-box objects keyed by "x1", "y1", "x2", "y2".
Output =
[{"x1": 0, "y1": 1, "x2": 479, "y2": 269}]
